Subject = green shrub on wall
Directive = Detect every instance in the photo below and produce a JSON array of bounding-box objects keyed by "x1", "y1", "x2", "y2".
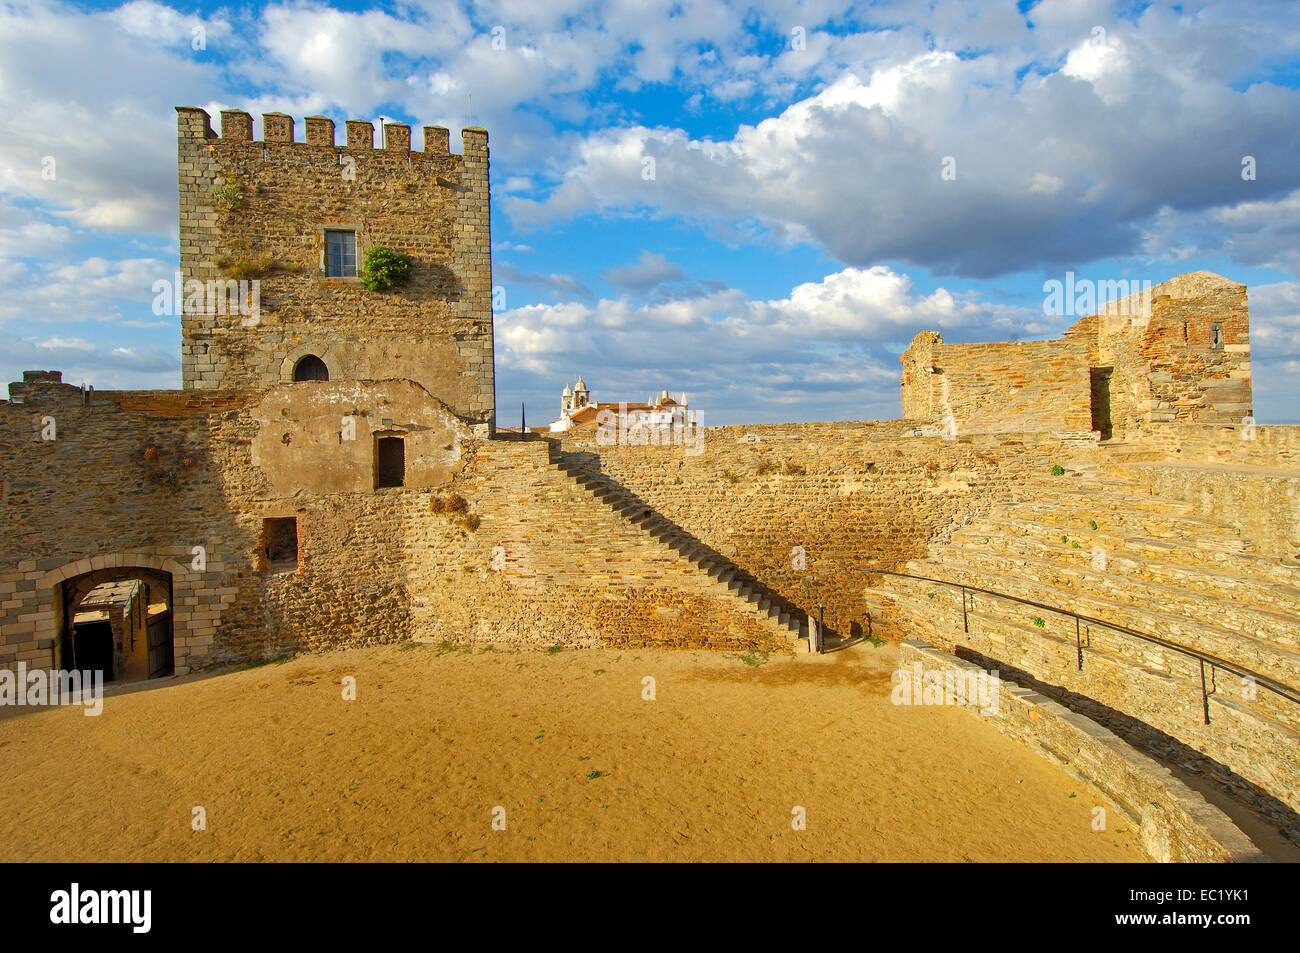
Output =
[
  {"x1": 211, "y1": 179, "x2": 245, "y2": 212},
  {"x1": 359, "y1": 245, "x2": 413, "y2": 292}
]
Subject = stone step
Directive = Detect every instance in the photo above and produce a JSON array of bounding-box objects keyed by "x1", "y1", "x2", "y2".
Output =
[
  {"x1": 876, "y1": 582, "x2": 1300, "y2": 738},
  {"x1": 983, "y1": 514, "x2": 1299, "y2": 584},
  {"x1": 875, "y1": 586, "x2": 1175, "y2": 682},
  {"x1": 947, "y1": 526, "x2": 1300, "y2": 615},
  {"x1": 930, "y1": 541, "x2": 1300, "y2": 648},
  {"x1": 911, "y1": 555, "x2": 1300, "y2": 687},
  {"x1": 977, "y1": 515, "x2": 1263, "y2": 565},
  {"x1": 990, "y1": 500, "x2": 1226, "y2": 541},
  {"x1": 1012, "y1": 486, "x2": 1201, "y2": 518}
]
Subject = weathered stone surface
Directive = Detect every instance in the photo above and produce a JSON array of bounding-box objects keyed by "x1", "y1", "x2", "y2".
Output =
[{"x1": 175, "y1": 107, "x2": 495, "y2": 429}]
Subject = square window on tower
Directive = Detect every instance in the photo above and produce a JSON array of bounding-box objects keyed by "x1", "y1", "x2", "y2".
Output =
[{"x1": 325, "y1": 230, "x2": 358, "y2": 277}]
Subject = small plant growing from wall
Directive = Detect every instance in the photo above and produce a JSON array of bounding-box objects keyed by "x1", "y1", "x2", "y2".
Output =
[
  {"x1": 1032, "y1": 616, "x2": 1046, "y2": 628},
  {"x1": 215, "y1": 255, "x2": 275, "y2": 280},
  {"x1": 1050, "y1": 464, "x2": 1066, "y2": 476},
  {"x1": 211, "y1": 179, "x2": 245, "y2": 212},
  {"x1": 1089, "y1": 519, "x2": 1099, "y2": 530},
  {"x1": 429, "y1": 493, "x2": 477, "y2": 531},
  {"x1": 359, "y1": 245, "x2": 413, "y2": 292},
  {"x1": 430, "y1": 493, "x2": 468, "y2": 514}
]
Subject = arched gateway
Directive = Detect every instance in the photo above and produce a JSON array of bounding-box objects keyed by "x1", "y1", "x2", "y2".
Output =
[{"x1": 37, "y1": 555, "x2": 192, "y2": 683}]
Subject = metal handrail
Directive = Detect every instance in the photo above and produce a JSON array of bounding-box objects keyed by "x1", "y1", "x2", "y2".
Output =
[{"x1": 857, "y1": 566, "x2": 1300, "y2": 720}]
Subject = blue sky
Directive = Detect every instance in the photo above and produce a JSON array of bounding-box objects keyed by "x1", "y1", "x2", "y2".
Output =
[{"x1": 2, "y1": 0, "x2": 1298, "y2": 425}]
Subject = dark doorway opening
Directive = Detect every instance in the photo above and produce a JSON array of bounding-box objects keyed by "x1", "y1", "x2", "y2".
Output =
[
  {"x1": 262, "y1": 517, "x2": 299, "y2": 568},
  {"x1": 293, "y1": 355, "x2": 330, "y2": 382},
  {"x1": 375, "y1": 435, "x2": 406, "y2": 488},
  {"x1": 1090, "y1": 367, "x2": 1114, "y2": 441},
  {"x1": 59, "y1": 569, "x2": 174, "y2": 683},
  {"x1": 72, "y1": 620, "x2": 114, "y2": 678}
]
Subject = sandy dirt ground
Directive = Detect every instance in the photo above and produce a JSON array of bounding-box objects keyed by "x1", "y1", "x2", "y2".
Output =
[{"x1": 0, "y1": 641, "x2": 1147, "y2": 862}]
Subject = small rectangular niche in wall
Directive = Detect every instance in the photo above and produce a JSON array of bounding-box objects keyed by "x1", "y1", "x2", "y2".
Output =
[
  {"x1": 375, "y1": 435, "x2": 406, "y2": 489},
  {"x1": 1211, "y1": 322, "x2": 1225, "y2": 350},
  {"x1": 262, "y1": 517, "x2": 298, "y2": 570}
]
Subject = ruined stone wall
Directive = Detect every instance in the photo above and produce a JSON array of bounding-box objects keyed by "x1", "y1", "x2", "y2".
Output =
[
  {"x1": 899, "y1": 331, "x2": 940, "y2": 420},
  {"x1": 1100, "y1": 273, "x2": 1251, "y2": 433},
  {"x1": 902, "y1": 331, "x2": 1095, "y2": 435},
  {"x1": 176, "y1": 107, "x2": 495, "y2": 430},
  {"x1": 900, "y1": 272, "x2": 1252, "y2": 438},
  {"x1": 557, "y1": 422, "x2": 1067, "y2": 641}
]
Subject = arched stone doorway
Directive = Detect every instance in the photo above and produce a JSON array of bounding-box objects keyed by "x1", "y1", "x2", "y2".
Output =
[
  {"x1": 40, "y1": 556, "x2": 190, "y2": 683},
  {"x1": 60, "y1": 567, "x2": 173, "y2": 682}
]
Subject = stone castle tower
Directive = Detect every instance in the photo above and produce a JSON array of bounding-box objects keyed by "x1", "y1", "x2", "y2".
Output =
[{"x1": 175, "y1": 107, "x2": 495, "y2": 432}]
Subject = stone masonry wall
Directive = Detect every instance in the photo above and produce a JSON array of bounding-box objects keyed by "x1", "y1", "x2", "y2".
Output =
[
  {"x1": 556, "y1": 422, "x2": 1069, "y2": 642},
  {"x1": 175, "y1": 107, "x2": 494, "y2": 430},
  {"x1": 1100, "y1": 275, "x2": 1251, "y2": 435},
  {"x1": 902, "y1": 330, "x2": 1096, "y2": 435},
  {"x1": 403, "y1": 439, "x2": 789, "y2": 652},
  {"x1": 0, "y1": 379, "x2": 791, "y2": 677},
  {"x1": 900, "y1": 272, "x2": 1252, "y2": 438}
]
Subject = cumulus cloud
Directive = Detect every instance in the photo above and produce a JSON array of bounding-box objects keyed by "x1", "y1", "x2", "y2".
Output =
[
  {"x1": 600, "y1": 251, "x2": 685, "y2": 292},
  {"x1": 497, "y1": 264, "x2": 1043, "y2": 421},
  {"x1": 506, "y1": 15, "x2": 1300, "y2": 278},
  {"x1": 0, "y1": 256, "x2": 172, "y2": 324},
  {"x1": 0, "y1": 330, "x2": 179, "y2": 392},
  {"x1": 496, "y1": 262, "x2": 594, "y2": 300},
  {"x1": 0, "y1": 1, "x2": 233, "y2": 233}
]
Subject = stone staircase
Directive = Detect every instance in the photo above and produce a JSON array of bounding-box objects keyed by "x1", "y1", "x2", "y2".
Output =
[
  {"x1": 544, "y1": 441, "x2": 810, "y2": 650},
  {"x1": 864, "y1": 461, "x2": 1300, "y2": 820}
]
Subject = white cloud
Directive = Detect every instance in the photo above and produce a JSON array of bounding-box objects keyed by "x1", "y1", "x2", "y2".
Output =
[
  {"x1": 600, "y1": 251, "x2": 685, "y2": 292},
  {"x1": 0, "y1": 330, "x2": 179, "y2": 392},
  {"x1": 0, "y1": 255, "x2": 172, "y2": 324},
  {"x1": 507, "y1": 19, "x2": 1300, "y2": 278},
  {"x1": 497, "y1": 264, "x2": 1043, "y2": 421}
]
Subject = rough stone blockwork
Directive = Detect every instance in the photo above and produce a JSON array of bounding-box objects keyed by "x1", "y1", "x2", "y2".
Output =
[
  {"x1": 556, "y1": 421, "x2": 1065, "y2": 642},
  {"x1": 901, "y1": 272, "x2": 1252, "y2": 438},
  {"x1": 175, "y1": 107, "x2": 495, "y2": 431}
]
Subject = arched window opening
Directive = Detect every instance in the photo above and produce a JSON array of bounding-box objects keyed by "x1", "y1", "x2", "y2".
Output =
[{"x1": 293, "y1": 355, "x2": 330, "y2": 382}]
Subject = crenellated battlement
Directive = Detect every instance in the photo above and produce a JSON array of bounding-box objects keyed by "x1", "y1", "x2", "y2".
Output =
[
  {"x1": 174, "y1": 103, "x2": 495, "y2": 429},
  {"x1": 174, "y1": 106, "x2": 486, "y2": 156}
]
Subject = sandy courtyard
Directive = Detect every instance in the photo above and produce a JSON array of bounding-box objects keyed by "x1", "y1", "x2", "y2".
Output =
[{"x1": 0, "y1": 641, "x2": 1146, "y2": 862}]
